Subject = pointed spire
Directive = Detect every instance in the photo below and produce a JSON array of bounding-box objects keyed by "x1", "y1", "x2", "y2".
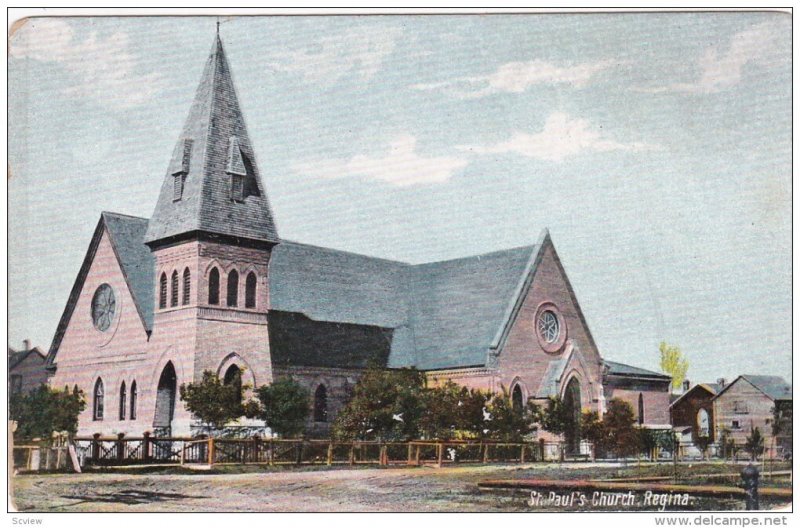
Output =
[{"x1": 145, "y1": 34, "x2": 280, "y2": 247}]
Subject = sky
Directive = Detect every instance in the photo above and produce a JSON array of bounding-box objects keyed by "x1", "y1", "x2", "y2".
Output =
[{"x1": 8, "y1": 13, "x2": 792, "y2": 384}]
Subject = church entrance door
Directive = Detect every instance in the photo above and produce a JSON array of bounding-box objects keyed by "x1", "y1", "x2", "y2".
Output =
[
  {"x1": 563, "y1": 377, "x2": 582, "y2": 455},
  {"x1": 153, "y1": 361, "x2": 177, "y2": 436}
]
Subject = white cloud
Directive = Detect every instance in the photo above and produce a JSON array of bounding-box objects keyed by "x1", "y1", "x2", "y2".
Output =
[
  {"x1": 293, "y1": 134, "x2": 468, "y2": 186},
  {"x1": 267, "y1": 25, "x2": 402, "y2": 85},
  {"x1": 412, "y1": 59, "x2": 623, "y2": 99},
  {"x1": 637, "y1": 22, "x2": 780, "y2": 94},
  {"x1": 458, "y1": 112, "x2": 657, "y2": 162},
  {"x1": 10, "y1": 19, "x2": 166, "y2": 109}
]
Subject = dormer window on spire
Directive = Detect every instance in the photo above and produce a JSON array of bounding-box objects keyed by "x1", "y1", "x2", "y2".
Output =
[
  {"x1": 228, "y1": 136, "x2": 246, "y2": 202},
  {"x1": 172, "y1": 139, "x2": 193, "y2": 202}
]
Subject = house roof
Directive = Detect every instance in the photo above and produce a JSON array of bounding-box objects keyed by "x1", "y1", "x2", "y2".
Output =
[
  {"x1": 144, "y1": 35, "x2": 279, "y2": 246},
  {"x1": 668, "y1": 382, "x2": 720, "y2": 408},
  {"x1": 603, "y1": 360, "x2": 672, "y2": 380},
  {"x1": 9, "y1": 347, "x2": 45, "y2": 371},
  {"x1": 714, "y1": 374, "x2": 792, "y2": 401}
]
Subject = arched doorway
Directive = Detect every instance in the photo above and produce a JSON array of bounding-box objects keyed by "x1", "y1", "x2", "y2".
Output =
[
  {"x1": 511, "y1": 385, "x2": 524, "y2": 415},
  {"x1": 563, "y1": 377, "x2": 582, "y2": 454},
  {"x1": 223, "y1": 364, "x2": 243, "y2": 403},
  {"x1": 154, "y1": 362, "x2": 177, "y2": 436}
]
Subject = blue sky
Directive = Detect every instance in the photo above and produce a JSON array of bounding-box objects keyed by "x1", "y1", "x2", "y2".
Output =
[{"x1": 8, "y1": 13, "x2": 791, "y2": 384}]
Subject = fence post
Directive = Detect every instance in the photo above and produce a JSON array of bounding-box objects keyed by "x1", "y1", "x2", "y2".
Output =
[
  {"x1": 143, "y1": 431, "x2": 151, "y2": 463},
  {"x1": 520, "y1": 444, "x2": 526, "y2": 464},
  {"x1": 407, "y1": 443, "x2": 413, "y2": 466},
  {"x1": 436, "y1": 442, "x2": 444, "y2": 468},
  {"x1": 539, "y1": 438, "x2": 545, "y2": 462},
  {"x1": 741, "y1": 464, "x2": 760, "y2": 510},
  {"x1": 415, "y1": 444, "x2": 421, "y2": 466},
  {"x1": 483, "y1": 443, "x2": 489, "y2": 463},
  {"x1": 253, "y1": 436, "x2": 261, "y2": 465},
  {"x1": 349, "y1": 443, "x2": 355, "y2": 466},
  {"x1": 91, "y1": 433, "x2": 101, "y2": 463},
  {"x1": 207, "y1": 437, "x2": 215, "y2": 466},
  {"x1": 327, "y1": 442, "x2": 334, "y2": 466},
  {"x1": 268, "y1": 438, "x2": 274, "y2": 466},
  {"x1": 116, "y1": 433, "x2": 125, "y2": 463}
]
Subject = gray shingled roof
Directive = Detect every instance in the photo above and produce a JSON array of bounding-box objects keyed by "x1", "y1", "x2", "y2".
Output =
[
  {"x1": 604, "y1": 360, "x2": 672, "y2": 379},
  {"x1": 81, "y1": 221, "x2": 538, "y2": 371},
  {"x1": 103, "y1": 213, "x2": 154, "y2": 331},
  {"x1": 741, "y1": 375, "x2": 792, "y2": 401},
  {"x1": 406, "y1": 246, "x2": 535, "y2": 370},
  {"x1": 144, "y1": 36, "x2": 279, "y2": 246}
]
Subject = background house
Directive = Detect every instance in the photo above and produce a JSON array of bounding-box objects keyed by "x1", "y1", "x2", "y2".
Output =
[
  {"x1": 713, "y1": 375, "x2": 791, "y2": 458},
  {"x1": 8, "y1": 340, "x2": 48, "y2": 395}
]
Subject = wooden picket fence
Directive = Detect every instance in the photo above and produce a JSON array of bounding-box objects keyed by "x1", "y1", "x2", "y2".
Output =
[{"x1": 70, "y1": 433, "x2": 564, "y2": 468}]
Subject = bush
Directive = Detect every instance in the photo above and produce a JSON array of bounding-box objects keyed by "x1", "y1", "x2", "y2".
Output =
[
  {"x1": 483, "y1": 388, "x2": 539, "y2": 442},
  {"x1": 10, "y1": 384, "x2": 86, "y2": 440},
  {"x1": 179, "y1": 370, "x2": 248, "y2": 431},
  {"x1": 332, "y1": 367, "x2": 425, "y2": 441},
  {"x1": 744, "y1": 426, "x2": 765, "y2": 461},
  {"x1": 254, "y1": 377, "x2": 310, "y2": 438}
]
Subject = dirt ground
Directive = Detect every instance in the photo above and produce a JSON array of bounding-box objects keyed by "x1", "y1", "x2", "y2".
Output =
[{"x1": 10, "y1": 462, "x2": 792, "y2": 513}]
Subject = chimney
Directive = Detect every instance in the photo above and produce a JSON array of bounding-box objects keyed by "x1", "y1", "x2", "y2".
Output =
[
  {"x1": 717, "y1": 378, "x2": 726, "y2": 389},
  {"x1": 23, "y1": 339, "x2": 31, "y2": 351},
  {"x1": 682, "y1": 379, "x2": 690, "y2": 392}
]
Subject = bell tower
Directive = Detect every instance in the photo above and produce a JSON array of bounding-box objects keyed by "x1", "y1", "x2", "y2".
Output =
[{"x1": 144, "y1": 34, "x2": 279, "y2": 395}]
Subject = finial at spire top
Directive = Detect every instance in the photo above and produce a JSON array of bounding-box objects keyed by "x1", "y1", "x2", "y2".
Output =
[{"x1": 216, "y1": 18, "x2": 220, "y2": 35}]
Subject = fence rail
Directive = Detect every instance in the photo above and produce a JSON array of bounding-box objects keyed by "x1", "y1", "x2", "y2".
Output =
[{"x1": 67, "y1": 433, "x2": 565, "y2": 469}]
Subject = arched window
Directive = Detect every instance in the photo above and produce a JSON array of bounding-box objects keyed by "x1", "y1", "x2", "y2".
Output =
[
  {"x1": 170, "y1": 270, "x2": 179, "y2": 307},
  {"x1": 93, "y1": 378, "x2": 104, "y2": 421},
  {"x1": 159, "y1": 273, "x2": 167, "y2": 309},
  {"x1": 697, "y1": 408, "x2": 710, "y2": 438},
  {"x1": 223, "y1": 365, "x2": 243, "y2": 403},
  {"x1": 227, "y1": 270, "x2": 239, "y2": 307},
  {"x1": 130, "y1": 381, "x2": 137, "y2": 420},
  {"x1": 182, "y1": 268, "x2": 191, "y2": 305},
  {"x1": 314, "y1": 385, "x2": 328, "y2": 423},
  {"x1": 638, "y1": 393, "x2": 645, "y2": 425},
  {"x1": 208, "y1": 267, "x2": 220, "y2": 305},
  {"x1": 119, "y1": 381, "x2": 127, "y2": 420},
  {"x1": 512, "y1": 385, "x2": 524, "y2": 415},
  {"x1": 245, "y1": 272, "x2": 257, "y2": 309}
]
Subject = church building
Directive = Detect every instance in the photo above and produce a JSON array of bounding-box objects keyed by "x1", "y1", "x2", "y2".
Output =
[{"x1": 46, "y1": 35, "x2": 670, "y2": 444}]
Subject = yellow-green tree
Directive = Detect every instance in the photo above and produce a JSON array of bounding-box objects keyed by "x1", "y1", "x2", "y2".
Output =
[{"x1": 659, "y1": 341, "x2": 689, "y2": 391}]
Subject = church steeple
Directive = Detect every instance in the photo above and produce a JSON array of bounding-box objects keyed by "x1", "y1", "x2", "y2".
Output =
[{"x1": 145, "y1": 35, "x2": 280, "y2": 248}]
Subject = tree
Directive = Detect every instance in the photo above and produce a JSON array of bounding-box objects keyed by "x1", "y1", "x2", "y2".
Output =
[
  {"x1": 580, "y1": 410, "x2": 606, "y2": 457},
  {"x1": 418, "y1": 381, "x2": 492, "y2": 440},
  {"x1": 772, "y1": 401, "x2": 792, "y2": 458},
  {"x1": 744, "y1": 426, "x2": 765, "y2": 461},
  {"x1": 483, "y1": 388, "x2": 540, "y2": 442},
  {"x1": 659, "y1": 341, "x2": 689, "y2": 392},
  {"x1": 539, "y1": 396, "x2": 570, "y2": 437},
  {"x1": 603, "y1": 398, "x2": 640, "y2": 458},
  {"x1": 332, "y1": 367, "x2": 426, "y2": 441},
  {"x1": 179, "y1": 370, "x2": 247, "y2": 431},
  {"x1": 254, "y1": 377, "x2": 310, "y2": 438},
  {"x1": 10, "y1": 384, "x2": 86, "y2": 439}
]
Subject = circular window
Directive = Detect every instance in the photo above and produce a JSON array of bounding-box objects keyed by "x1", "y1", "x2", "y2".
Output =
[
  {"x1": 534, "y1": 303, "x2": 567, "y2": 353},
  {"x1": 91, "y1": 284, "x2": 116, "y2": 332},
  {"x1": 537, "y1": 310, "x2": 560, "y2": 343}
]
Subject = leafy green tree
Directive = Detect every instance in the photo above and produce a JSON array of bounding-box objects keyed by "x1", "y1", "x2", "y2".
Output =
[
  {"x1": 483, "y1": 388, "x2": 540, "y2": 442},
  {"x1": 420, "y1": 381, "x2": 489, "y2": 440},
  {"x1": 659, "y1": 341, "x2": 689, "y2": 392},
  {"x1": 254, "y1": 377, "x2": 310, "y2": 438},
  {"x1": 540, "y1": 396, "x2": 570, "y2": 437},
  {"x1": 603, "y1": 398, "x2": 640, "y2": 458},
  {"x1": 744, "y1": 426, "x2": 765, "y2": 461},
  {"x1": 10, "y1": 385, "x2": 86, "y2": 439},
  {"x1": 179, "y1": 370, "x2": 247, "y2": 430},
  {"x1": 580, "y1": 410, "x2": 606, "y2": 456},
  {"x1": 332, "y1": 367, "x2": 426, "y2": 441}
]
